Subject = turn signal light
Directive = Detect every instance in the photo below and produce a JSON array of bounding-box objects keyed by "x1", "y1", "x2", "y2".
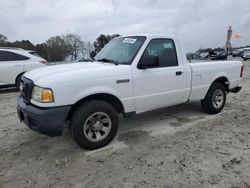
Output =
[{"x1": 42, "y1": 90, "x2": 54, "y2": 102}]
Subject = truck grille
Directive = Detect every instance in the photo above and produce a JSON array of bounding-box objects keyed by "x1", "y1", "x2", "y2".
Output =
[{"x1": 20, "y1": 76, "x2": 34, "y2": 104}]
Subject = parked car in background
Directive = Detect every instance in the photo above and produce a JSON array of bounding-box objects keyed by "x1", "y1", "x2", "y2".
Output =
[
  {"x1": 204, "y1": 50, "x2": 228, "y2": 61},
  {"x1": 17, "y1": 34, "x2": 243, "y2": 150},
  {"x1": 199, "y1": 52, "x2": 209, "y2": 59},
  {"x1": 232, "y1": 49, "x2": 241, "y2": 57},
  {"x1": 211, "y1": 51, "x2": 228, "y2": 60},
  {"x1": 240, "y1": 48, "x2": 250, "y2": 59},
  {"x1": 186, "y1": 53, "x2": 202, "y2": 61},
  {"x1": 0, "y1": 47, "x2": 47, "y2": 88},
  {"x1": 78, "y1": 58, "x2": 92, "y2": 62},
  {"x1": 242, "y1": 49, "x2": 250, "y2": 61}
]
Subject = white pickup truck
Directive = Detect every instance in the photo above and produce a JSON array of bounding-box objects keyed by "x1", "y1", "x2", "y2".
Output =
[{"x1": 17, "y1": 34, "x2": 243, "y2": 150}]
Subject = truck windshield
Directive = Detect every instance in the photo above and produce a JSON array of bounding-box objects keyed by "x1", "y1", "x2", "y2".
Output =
[{"x1": 94, "y1": 36, "x2": 146, "y2": 65}]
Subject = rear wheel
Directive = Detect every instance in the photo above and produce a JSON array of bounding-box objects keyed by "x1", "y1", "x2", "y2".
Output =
[
  {"x1": 201, "y1": 83, "x2": 226, "y2": 114},
  {"x1": 70, "y1": 100, "x2": 119, "y2": 150}
]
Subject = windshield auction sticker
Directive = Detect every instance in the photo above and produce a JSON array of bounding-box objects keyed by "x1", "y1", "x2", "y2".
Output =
[{"x1": 122, "y1": 38, "x2": 137, "y2": 44}]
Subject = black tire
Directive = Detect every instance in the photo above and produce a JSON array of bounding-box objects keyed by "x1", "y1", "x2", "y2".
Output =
[
  {"x1": 70, "y1": 100, "x2": 119, "y2": 150},
  {"x1": 15, "y1": 74, "x2": 23, "y2": 89},
  {"x1": 243, "y1": 58, "x2": 246, "y2": 61},
  {"x1": 201, "y1": 83, "x2": 226, "y2": 114}
]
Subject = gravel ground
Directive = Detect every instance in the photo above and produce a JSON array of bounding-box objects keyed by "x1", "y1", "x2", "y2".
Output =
[{"x1": 0, "y1": 60, "x2": 250, "y2": 188}]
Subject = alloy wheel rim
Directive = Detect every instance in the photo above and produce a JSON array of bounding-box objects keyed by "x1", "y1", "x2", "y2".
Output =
[
  {"x1": 212, "y1": 89, "x2": 224, "y2": 109},
  {"x1": 83, "y1": 112, "x2": 112, "y2": 142}
]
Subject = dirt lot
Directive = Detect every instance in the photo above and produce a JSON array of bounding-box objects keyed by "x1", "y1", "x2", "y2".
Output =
[{"x1": 0, "y1": 60, "x2": 250, "y2": 188}]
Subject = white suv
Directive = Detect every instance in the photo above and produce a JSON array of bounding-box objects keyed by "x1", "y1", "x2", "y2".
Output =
[{"x1": 0, "y1": 47, "x2": 47, "y2": 88}]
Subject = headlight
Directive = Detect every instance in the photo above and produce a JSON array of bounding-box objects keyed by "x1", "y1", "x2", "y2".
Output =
[{"x1": 32, "y1": 86, "x2": 54, "y2": 103}]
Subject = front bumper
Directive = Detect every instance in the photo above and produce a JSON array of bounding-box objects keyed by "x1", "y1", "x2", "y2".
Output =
[{"x1": 17, "y1": 96, "x2": 71, "y2": 137}]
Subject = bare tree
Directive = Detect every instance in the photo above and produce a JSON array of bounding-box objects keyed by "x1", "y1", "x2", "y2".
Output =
[
  {"x1": 63, "y1": 34, "x2": 84, "y2": 61},
  {"x1": 46, "y1": 36, "x2": 69, "y2": 61},
  {"x1": 93, "y1": 34, "x2": 120, "y2": 53},
  {"x1": 0, "y1": 34, "x2": 8, "y2": 44}
]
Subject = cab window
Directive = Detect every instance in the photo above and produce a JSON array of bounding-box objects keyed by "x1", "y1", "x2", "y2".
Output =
[{"x1": 139, "y1": 39, "x2": 178, "y2": 68}]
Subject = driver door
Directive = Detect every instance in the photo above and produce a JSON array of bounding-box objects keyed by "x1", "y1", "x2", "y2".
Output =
[{"x1": 132, "y1": 38, "x2": 187, "y2": 113}]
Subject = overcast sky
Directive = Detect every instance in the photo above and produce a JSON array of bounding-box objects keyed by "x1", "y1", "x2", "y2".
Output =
[{"x1": 0, "y1": 0, "x2": 250, "y2": 51}]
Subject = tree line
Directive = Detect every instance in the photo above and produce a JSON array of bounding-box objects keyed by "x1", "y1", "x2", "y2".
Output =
[{"x1": 0, "y1": 33, "x2": 120, "y2": 62}]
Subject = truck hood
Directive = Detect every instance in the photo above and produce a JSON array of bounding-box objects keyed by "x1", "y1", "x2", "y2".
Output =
[{"x1": 24, "y1": 62, "x2": 132, "y2": 87}]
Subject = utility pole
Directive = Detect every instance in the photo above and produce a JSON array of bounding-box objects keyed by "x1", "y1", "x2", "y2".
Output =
[
  {"x1": 83, "y1": 18, "x2": 89, "y2": 59},
  {"x1": 225, "y1": 26, "x2": 232, "y2": 53},
  {"x1": 84, "y1": 19, "x2": 87, "y2": 42}
]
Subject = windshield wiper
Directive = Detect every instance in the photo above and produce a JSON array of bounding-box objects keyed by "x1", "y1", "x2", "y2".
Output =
[{"x1": 96, "y1": 58, "x2": 119, "y2": 65}]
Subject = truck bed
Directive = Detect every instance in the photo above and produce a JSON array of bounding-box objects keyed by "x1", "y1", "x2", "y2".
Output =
[{"x1": 189, "y1": 60, "x2": 242, "y2": 100}]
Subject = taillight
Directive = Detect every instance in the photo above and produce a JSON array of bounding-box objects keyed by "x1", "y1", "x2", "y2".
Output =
[
  {"x1": 40, "y1": 60, "x2": 49, "y2": 65},
  {"x1": 240, "y1": 66, "x2": 244, "y2": 78}
]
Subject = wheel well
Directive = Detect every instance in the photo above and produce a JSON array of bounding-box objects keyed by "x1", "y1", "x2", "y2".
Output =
[
  {"x1": 67, "y1": 93, "x2": 125, "y2": 120},
  {"x1": 15, "y1": 72, "x2": 25, "y2": 86},
  {"x1": 213, "y1": 77, "x2": 229, "y2": 92}
]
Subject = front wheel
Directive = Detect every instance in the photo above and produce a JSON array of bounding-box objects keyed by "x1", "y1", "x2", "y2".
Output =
[
  {"x1": 201, "y1": 83, "x2": 226, "y2": 114},
  {"x1": 70, "y1": 100, "x2": 119, "y2": 150}
]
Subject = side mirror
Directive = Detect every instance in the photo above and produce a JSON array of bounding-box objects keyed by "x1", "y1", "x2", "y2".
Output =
[{"x1": 138, "y1": 56, "x2": 159, "y2": 69}]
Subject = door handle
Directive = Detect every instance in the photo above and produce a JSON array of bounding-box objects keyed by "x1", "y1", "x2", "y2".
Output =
[{"x1": 176, "y1": 71, "x2": 183, "y2": 76}]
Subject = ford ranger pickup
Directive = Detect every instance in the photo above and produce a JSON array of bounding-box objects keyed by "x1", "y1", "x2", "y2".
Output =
[{"x1": 17, "y1": 34, "x2": 243, "y2": 150}]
